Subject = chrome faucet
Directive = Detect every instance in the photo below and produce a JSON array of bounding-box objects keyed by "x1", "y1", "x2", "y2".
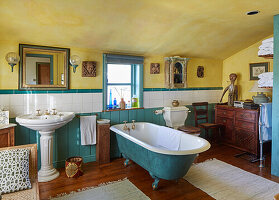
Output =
[
  {"x1": 123, "y1": 121, "x2": 130, "y2": 131},
  {"x1": 131, "y1": 120, "x2": 136, "y2": 130}
]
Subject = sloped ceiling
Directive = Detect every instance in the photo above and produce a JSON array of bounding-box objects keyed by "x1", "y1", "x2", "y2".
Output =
[{"x1": 0, "y1": 0, "x2": 278, "y2": 59}]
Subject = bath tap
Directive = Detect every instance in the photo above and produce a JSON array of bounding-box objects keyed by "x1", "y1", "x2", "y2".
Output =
[
  {"x1": 36, "y1": 109, "x2": 41, "y2": 116},
  {"x1": 123, "y1": 121, "x2": 130, "y2": 131},
  {"x1": 44, "y1": 110, "x2": 50, "y2": 115},
  {"x1": 131, "y1": 120, "x2": 136, "y2": 130},
  {"x1": 52, "y1": 109, "x2": 57, "y2": 115}
]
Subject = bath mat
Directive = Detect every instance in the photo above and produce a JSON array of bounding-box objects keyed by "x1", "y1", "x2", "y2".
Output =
[
  {"x1": 50, "y1": 178, "x2": 150, "y2": 200},
  {"x1": 184, "y1": 159, "x2": 279, "y2": 200}
]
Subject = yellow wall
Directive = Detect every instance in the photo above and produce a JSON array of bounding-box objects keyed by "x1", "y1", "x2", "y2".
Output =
[
  {"x1": 222, "y1": 35, "x2": 273, "y2": 102},
  {"x1": 0, "y1": 40, "x2": 104, "y2": 89},
  {"x1": 0, "y1": 40, "x2": 223, "y2": 90},
  {"x1": 144, "y1": 56, "x2": 223, "y2": 88},
  {"x1": 187, "y1": 58, "x2": 223, "y2": 88}
]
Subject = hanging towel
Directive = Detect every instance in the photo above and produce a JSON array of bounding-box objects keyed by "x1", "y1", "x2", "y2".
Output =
[
  {"x1": 260, "y1": 103, "x2": 272, "y2": 141},
  {"x1": 80, "y1": 115, "x2": 97, "y2": 145},
  {"x1": 157, "y1": 126, "x2": 181, "y2": 150}
]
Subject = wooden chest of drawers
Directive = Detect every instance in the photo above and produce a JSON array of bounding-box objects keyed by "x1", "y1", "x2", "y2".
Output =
[
  {"x1": 215, "y1": 105, "x2": 259, "y2": 155},
  {"x1": 0, "y1": 124, "x2": 16, "y2": 148}
]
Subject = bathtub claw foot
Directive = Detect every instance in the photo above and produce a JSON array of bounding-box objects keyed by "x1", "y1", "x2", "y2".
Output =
[
  {"x1": 124, "y1": 159, "x2": 129, "y2": 167},
  {"x1": 152, "y1": 178, "x2": 160, "y2": 190}
]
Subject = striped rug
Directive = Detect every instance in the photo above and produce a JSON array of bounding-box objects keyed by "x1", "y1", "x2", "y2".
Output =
[{"x1": 184, "y1": 159, "x2": 279, "y2": 200}]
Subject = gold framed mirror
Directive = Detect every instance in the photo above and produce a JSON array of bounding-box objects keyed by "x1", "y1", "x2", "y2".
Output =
[{"x1": 19, "y1": 44, "x2": 70, "y2": 90}]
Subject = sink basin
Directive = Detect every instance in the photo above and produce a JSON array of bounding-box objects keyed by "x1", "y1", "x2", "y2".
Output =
[
  {"x1": 16, "y1": 112, "x2": 75, "y2": 132},
  {"x1": 16, "y1": 112, "x2": 75, "y2": 182}
]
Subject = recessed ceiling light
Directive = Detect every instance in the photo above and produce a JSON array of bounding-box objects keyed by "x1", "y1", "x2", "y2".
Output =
[{"x1": 246, "y1": 10, "x2": 260, "y2": 15}]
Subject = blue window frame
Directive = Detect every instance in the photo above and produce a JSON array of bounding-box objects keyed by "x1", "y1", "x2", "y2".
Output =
[{"x1": 103, "y1": 54, "x2": 143, "y2": 110}]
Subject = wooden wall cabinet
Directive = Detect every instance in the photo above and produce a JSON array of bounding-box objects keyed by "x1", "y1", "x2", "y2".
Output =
[
  {"x1": 96, "y1": 123, "x2": 110, "y2": 164},
  {"x1": 0, "y1": 124, "x2": 16, "y2": 148},
  {"x1": 215, "y1": 105, "x2": 259, "y2": 155},
  {"x1": 164, "y1": 57, "x2": 190, "y2": 89}
]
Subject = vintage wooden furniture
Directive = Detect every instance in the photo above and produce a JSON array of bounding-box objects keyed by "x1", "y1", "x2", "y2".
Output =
[
  {"x1": 178, "y1": 126, "x2": 201, "y2": 136},
  {"x1": 192, "y1": 102, "x2": 221, "y2": 140},
  {"x1": 96, "y1": 123, "x2": 111, "y2": 164},
  {"x1": 164, "y1": 56, "x2": 190, "y2": 89},
  {"x1": 0, "y1": 124, "x2": 16, "y2": 148},
  {"x1": 1, "y1": 144, "x2": 39, "y2": 200},
  {"x1": 215, "y1": 104, "x2": 260, "y2": 155}
]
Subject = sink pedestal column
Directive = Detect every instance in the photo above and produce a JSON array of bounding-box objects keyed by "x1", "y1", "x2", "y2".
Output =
[{"x1": 38, "y1": 130, "x2": 59, "y2": 182}]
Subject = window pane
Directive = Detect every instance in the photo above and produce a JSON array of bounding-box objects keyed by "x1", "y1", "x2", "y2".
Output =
[
  {"x1": 107, "y1": 85, "x2": 131, "y2": 108},
  {"x1": 107, "y1": 64, "x2": 131, "y2": 83}
]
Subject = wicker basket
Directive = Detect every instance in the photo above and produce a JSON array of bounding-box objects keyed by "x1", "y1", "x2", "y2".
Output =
[{"x1": 65, "y1": 156, "x2": 83, "y2": 178}]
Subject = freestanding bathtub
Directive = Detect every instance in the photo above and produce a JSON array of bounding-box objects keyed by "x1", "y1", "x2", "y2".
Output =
[{"x1": 110, "y1": 122, "x2": 210, "y2": 190}]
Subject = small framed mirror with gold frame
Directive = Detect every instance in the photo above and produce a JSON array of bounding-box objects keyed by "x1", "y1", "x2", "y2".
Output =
[{"x1": 19, "y1": 44, "x2": 70, "y2": 90}]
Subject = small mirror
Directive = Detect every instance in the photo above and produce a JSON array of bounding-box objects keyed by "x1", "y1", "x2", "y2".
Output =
[
  {"x1": 19, "y1": 44, "x2": 70, "y2": 90},
  {"x1": 174, "y1": 62, "x2": 183, "y2": 84}
]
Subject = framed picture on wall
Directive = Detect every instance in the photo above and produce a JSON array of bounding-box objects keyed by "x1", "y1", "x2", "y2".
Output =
[{"x1": 249, "y1": 62, "x2": 269, "y2": 80}]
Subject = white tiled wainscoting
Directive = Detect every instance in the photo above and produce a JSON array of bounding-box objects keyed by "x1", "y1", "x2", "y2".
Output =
[
  {"x1": 0, "y1": 93, "x2": 103, "y2": 118},
  {"x1": 143, "y1": 90, "x2": 222, "y2": 108},
  {"x1": 0, "y1": 90, "x2": 222, "y2": 118}
]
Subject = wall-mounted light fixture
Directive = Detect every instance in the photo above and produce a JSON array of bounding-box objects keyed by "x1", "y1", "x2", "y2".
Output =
[
  {"x1": 5, "y1": 52, "x2": 20, "y2": 72},
  {"x1": 70, "y1": 55, "x2": 81, "y2": 73}
]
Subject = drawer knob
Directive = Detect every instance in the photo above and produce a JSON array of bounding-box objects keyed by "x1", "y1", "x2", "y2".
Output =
[
  {"x1": 223, "y1": 120, "x2": 226, "y2": 123},
  {"x1": 223, "y1": 112, "x2": 226, "y2": 115}
]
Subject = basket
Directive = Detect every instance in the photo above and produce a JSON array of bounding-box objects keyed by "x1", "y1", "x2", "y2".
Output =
[{"x1": 65, "y1": 156, "x2": 83, "y2": 178}]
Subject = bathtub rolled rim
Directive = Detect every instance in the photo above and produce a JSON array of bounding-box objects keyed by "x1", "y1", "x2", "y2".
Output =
[{"x1": 110, "y1": 123, "x2": 211, "y2": 156}]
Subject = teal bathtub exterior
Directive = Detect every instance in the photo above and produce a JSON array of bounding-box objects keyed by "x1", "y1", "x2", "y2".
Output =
[{"x1": 116, "y1": 133, "x2": 197, "y2": 189}]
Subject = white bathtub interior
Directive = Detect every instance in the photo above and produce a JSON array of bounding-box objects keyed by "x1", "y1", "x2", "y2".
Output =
[{"x1": 111, "y1": 122, "x2": 210, "y2": 155}]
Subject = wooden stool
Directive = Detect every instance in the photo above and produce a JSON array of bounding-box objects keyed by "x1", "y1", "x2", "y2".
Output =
[{"x1": 178, "y1": 126, "x2": 201, "y2": 136}]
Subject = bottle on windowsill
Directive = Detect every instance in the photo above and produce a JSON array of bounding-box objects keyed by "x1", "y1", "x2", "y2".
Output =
[
  {"x1": 113, "y1": 98, "x2": 117, "y2": 109},
  {"x1": 132, "y1": 96, "x2": 139, "y2": 108},
  {"x1": 120, "y1": 98, "x2": 126, "y2": 109},
  {"x1": 127, "y1": 101, "x2": 131, "y2": 109}
]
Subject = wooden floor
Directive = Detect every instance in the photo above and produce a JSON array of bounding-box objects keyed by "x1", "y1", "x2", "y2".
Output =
[{"x1": 39, "y1": 144, "x2": 279, "y2": 200}]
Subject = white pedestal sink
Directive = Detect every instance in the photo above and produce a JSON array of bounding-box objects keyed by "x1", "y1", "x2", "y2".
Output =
[{"x1": 16, "y1": 112, "x2": 75, "y2": 182}]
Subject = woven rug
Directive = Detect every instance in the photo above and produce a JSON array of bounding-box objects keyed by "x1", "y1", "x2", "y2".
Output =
[
  {"x1": 184, "y1": 159, "x2": 279, "y2": 200},
  {"x1": 50, "y1": 179, "x2": 150, "y2": 200}
]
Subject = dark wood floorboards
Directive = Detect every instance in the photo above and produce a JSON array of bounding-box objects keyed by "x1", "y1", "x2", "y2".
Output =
[{"x1": 39, "y1": 144, "x2": 279, "y2": 200}]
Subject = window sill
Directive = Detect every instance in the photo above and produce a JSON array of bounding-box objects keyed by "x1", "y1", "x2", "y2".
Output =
[{"x1": 103, "y1": 107, "x2": 144, "y2": 112}]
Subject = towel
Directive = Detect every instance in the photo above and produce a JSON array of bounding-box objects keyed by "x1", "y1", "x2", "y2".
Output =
[
  {"x1": 258, "y1": 49, "x2": 273, "y2": 56},
  {"x1": 258, "y1": 72, "x2": 273, "y2": 79},
  {"x1": 157, "y1": 126, "x2": 181, "y2": 150},
  {"x1": 258, "y1": 72, "x2": 273, "y2": 87},
  {"x1": 258, "y1": 79, "x2": 273, "y2": 88},
  {"x1": 259, "y1": 43, "x2": 273, "y2": 49},
  {"x1": 259, "y1": 103, "x2": 272, "y2": 141},
  {"x1": 262, "y1": 37, "x2": 273, "y2": 44},
  {"x1": 80, "y1": 115, "x2": 97, "y2": 145}
]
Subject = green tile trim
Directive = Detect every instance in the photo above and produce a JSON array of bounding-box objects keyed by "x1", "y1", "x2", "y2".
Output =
[
  {"x1": 0, "y1": 89, "x2": 103, "y2": 94},
  {"x1": 0, "y1": 87, "x2": 221, "y2": 94},
  {"x1": 143, "y1": 87, "x2": 223, "y2": 92}
]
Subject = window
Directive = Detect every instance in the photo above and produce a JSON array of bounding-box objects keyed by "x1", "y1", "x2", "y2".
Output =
[{"x1": 103, "y1": 54, "x2": 143, "y2": 110}]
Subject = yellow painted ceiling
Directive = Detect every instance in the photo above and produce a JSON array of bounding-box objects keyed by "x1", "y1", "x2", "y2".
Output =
[{"x1": 0, "y1": 0, "x2": 278, "y2": 59}]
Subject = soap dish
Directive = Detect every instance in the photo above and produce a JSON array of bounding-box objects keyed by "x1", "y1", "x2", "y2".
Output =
[{"x1": 97, "y1": 119, "x2": 110, "y2": 124}]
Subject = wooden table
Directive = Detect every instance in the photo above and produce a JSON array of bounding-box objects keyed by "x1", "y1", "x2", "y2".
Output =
[{"x1": 0, "y1": 123, "x2": 17, "y2": 148}]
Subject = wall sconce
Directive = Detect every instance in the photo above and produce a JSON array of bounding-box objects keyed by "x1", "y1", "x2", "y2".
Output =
[
  {"x1": 70, "y1": 55, "x2": 81, "y2": 73},
  {"x1": 5, "y1": 52, "x2": 20, "y2": 72}
]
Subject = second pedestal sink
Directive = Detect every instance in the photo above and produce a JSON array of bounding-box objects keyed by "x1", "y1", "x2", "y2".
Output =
[{"x1": 16, "y1": 112, "x2": 75, "y2": 182}]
